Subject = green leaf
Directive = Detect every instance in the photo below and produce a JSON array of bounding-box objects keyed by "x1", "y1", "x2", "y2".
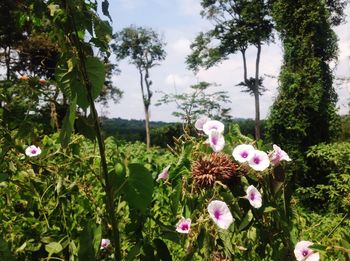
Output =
[
  {"x1": 78, "y1": 222, "x2": 101, "y2": 260},
  {"x1": 309, "y1": 244, "x2": 327, "y2": 252},
  {"x1": 76, "y1": 115, "x2": 96, "y2": 141},
  {"x1": 0, "y1": 238, "x2": 15, "y2": 261},
  {"x1": 154, "y1": 238, "x2": 172, "y2": 261},
  {"x1": 125, "y1": 243, "x2": 141, "y2": 261},
  {"x1": 60, "y1": 95, "x2": 77, "y2": 147},
  {"x1": 109, "y1": 162, "x2": 126, "y2": 196},
  {"x1": 238, "y1": 210, "x2": 253, "y2": 231},
  {"x1": 86, "y1": 57, "x2": 105, "y2": 101},
  {"x1": 45, "y1": 242, "x2": 63, "y2": 254},
  {"x1": 263, "y1": 206, "x2": 277, "y2": 213},
  {"x1": 0, "y1": 173, "x2": 9, "y2": 182},
  {"x1": 124, "y1": 163, "x2": 154, "y2": 213}
]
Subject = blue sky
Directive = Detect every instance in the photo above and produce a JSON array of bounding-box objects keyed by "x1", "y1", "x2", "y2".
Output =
[{"x1": 97, "y1": 0, "x2": 350, "y2": 122}]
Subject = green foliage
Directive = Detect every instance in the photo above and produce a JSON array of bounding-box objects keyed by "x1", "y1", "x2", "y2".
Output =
[{"x1": 297, "y1": 142, "x2": 350, "y2": 212}]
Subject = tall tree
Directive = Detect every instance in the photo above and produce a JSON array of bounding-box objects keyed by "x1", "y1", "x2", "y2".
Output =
[
  {"x1": 186, "y1": 0, "x2": 273, "y2": 140},
  {"x1": 267, "y1": 0, "x2": 345, "y2": 185},
  {"x1": 112, "y1": 26, "x2": 166, "y2": 149}
]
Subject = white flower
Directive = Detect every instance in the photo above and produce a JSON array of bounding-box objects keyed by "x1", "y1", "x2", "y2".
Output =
[
  {"x1": 175, "y1": 217, "x2": 191, "y2": 234},
  {"x1": 294, "y1": 241, "x2": 320, "y2": 261},
  {"x1": 245, "y1": 185, "x2": 262, "y2": 208},
  {"x1": 248, "y1": 150, "x2": 270, "y2": 171},
  {"x1": 207, "y1": 200, "x2": 233, "y2": 230},
  {"x1": 100, "y1": 238, "x2": 111, "y2": 250},
  {"x1": 156, "y1": 165, "x2": 170, "y2": 182},
  {"x1": 232, "y1": 144, "x2": 255, "y2": 163},
  {"x1": 25, "y1": 145, "x2": 42, "y2": 157},
  {"x1": 270, "y1": 144, "x2": 291, "y2": 166},
  {"x1": 207, "y1": 130, "x2": 225, "y2": 152},
  {"x1": 195, "y1": 116, "x2": 210, "y2": 131},
  {"x1": 202, "y1": 120, "x2": 225, "y2": 135}
]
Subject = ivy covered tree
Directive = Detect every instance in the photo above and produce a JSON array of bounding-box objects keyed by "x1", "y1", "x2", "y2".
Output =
[
  {"x1": 186, "y1": 0, "x2": 273, "y2": 140},
  {"x1": 266, "y1": 0, "x2": 345, "y2": 186},
  {"x1": 112, "y1": 26, "x2": 166, "y2": 149}
]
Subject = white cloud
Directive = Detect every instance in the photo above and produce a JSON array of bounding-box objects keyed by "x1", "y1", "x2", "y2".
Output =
[
  {"x1": 170, "y1": 38, "x2": 191, "y2": 56},
  {"x1": 118, "y1": 0, "x2": 141, "y2": 10},
  {"x1": 165, "y1": 73, "x2": 193, "y2": 88},
  {"x1": 177, "y1": 0, "x2": 201, "y2": 16}
]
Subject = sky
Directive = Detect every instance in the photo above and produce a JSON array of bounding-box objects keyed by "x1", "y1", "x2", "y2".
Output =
[{"x1": 97, "y1": 0, "x2": 350, "y2": 122}]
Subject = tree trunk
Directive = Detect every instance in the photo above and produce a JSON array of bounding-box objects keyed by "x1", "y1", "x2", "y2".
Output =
[
  {"x1": 254, "y1": 43, "x2": 261, "y2": 140},
  {"x1": 144, "y1": 105, "x2": 151, "y2": 149},
  {"x1": 139, "y1": 68, "x2": 151, "y2": 149},
  {"x1": 5, "y1": 47, "x2": 11, "y2": 80}
]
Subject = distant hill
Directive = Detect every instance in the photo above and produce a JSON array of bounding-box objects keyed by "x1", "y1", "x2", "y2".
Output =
[{"x1": 100, "y1": 117, "x2": 266, "y2": 147}]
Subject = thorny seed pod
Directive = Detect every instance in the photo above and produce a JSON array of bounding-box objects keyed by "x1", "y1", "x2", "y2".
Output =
[{"x1": 191, "y1": 153, "x2": 240, "y2": 188}]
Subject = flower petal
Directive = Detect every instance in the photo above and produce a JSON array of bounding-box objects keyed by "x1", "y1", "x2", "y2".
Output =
[
  {"x1": 246, "y1": 185, "x2": 262, "y2": 208},
  {"x1": 232, "y1": 144, "x2": 255, "y2": 163},
  {"x1": 25, "y1": 145, "x2": 42, "y2": 157},
  {"x1": 156, "y1": 165, "x2": 170, "y2": 182},
  {"x1": 207, "y1": 200, "x2": 233, "y2": 230},
  {"x1": 248, "y1": 150, "x2": 270, "y2": 171},
  {"x1": 270, "y1": 144, "x2": 291, "y2": 166},
  {"x1": 195, "y1": 116, "x2": 210, "y2": 131},
  {"x1": 208, "y1": 130, "x2": 225, "y2": 152},
  {"x1": 202, "y1": 120, "x2": 225, "y2": 135},
  {"x1": 294, "y1": 241, "x2": 318, "y2": 261},
  {"x1": 176, "y1": 217, "x2": 191, "y2": 234}
]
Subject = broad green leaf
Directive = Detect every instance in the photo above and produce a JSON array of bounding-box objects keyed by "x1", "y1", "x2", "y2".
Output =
[
  {"x1": 170, "y1": 180, "x2": 182, "y2": 216},
  {"x1": 238, "y1": 210, "x2": 253, "y2": 231},
  {"x1": 0, "y1": 173, "x2": 9, "y2": 182},
  {"x1": 124, "y1": 163, "x2": 154, "y2": 213},
  {"x1": 60, "y1": 95, "x2": 77, "y2": 147},
  {"x1": 45, "y1": 242, "x2": 63, "y2": 254},
  {"x1": 154, "y1": 238, "x2": 172, "y2": 261},
  {"x1": 78, "y1": 222, "x2": 101, "y2": 260},
  {"x1": 125, "y1": 243, "x2": 141, "y2": 261},
  {"x1": 76, "y1": 116, "x2": 96, "y2": 141},
  {"x1": 85, "y1": 57, "x2": 105, "y2": 100},
  {"x1": 109, "y1": 162, "x2": 126, "y2": 195},
  {"x1": 0, "y1": 238, "x2": 15, "y2": 261}
]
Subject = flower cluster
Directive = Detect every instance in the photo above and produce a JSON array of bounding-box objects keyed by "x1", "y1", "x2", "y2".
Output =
[
  {"x1": 171, "y1": 117, "x2": 311, "y2": 259},
  {"x1": 195, "y1": 116, "x2": 225, "y2": 152}
]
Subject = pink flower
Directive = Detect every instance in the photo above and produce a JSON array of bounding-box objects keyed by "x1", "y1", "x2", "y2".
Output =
[
  {"x1": 100, "y1": 238, "x2": 111, "y2": 250},
  {"x1": 156, "y1": 165, "x2": 170, "y2": 182},
  {"x1": 25, "y1": 145, "x2": 42, "y2": 157},
  {"x1": 248, "y1": 150, "x2": 270, "y2": 171},
  {"x1": 195, "y1": 116, "x2": 210, "y2": 131},
  {"x1": 270, "y1": 144, "x2": 291, "y2": 166},
  {"x1": 202, "y1": 120, "x2": 225, "y2": 135},
  {"x1": 245, "y1": 185, "x2": 262, "y2": 208},
  {"x1": 207, "y1": 130, "x2": 225, "y2": 152},
  {"x1": 294, "y1": 241, "x2": 320, "y2": 261},
  {"x1": 207, "y1": 200, "x2": 233, "y2": 230},
  {"x1": 232, "y1": 144, "x2": 255, "y2": 163},
  {"x1": 175, "y1": 217, "x2": 191, "y2": 234}
]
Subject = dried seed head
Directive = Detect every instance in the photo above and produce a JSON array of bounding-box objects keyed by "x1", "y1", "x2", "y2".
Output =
[{"x1": 192, "y1": 153, "x2": 239, "y2": 188}]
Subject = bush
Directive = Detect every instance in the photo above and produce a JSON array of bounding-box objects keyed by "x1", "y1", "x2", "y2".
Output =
[{"x1": 297, "y1": 142, "x2": 350, "y2": 212}]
